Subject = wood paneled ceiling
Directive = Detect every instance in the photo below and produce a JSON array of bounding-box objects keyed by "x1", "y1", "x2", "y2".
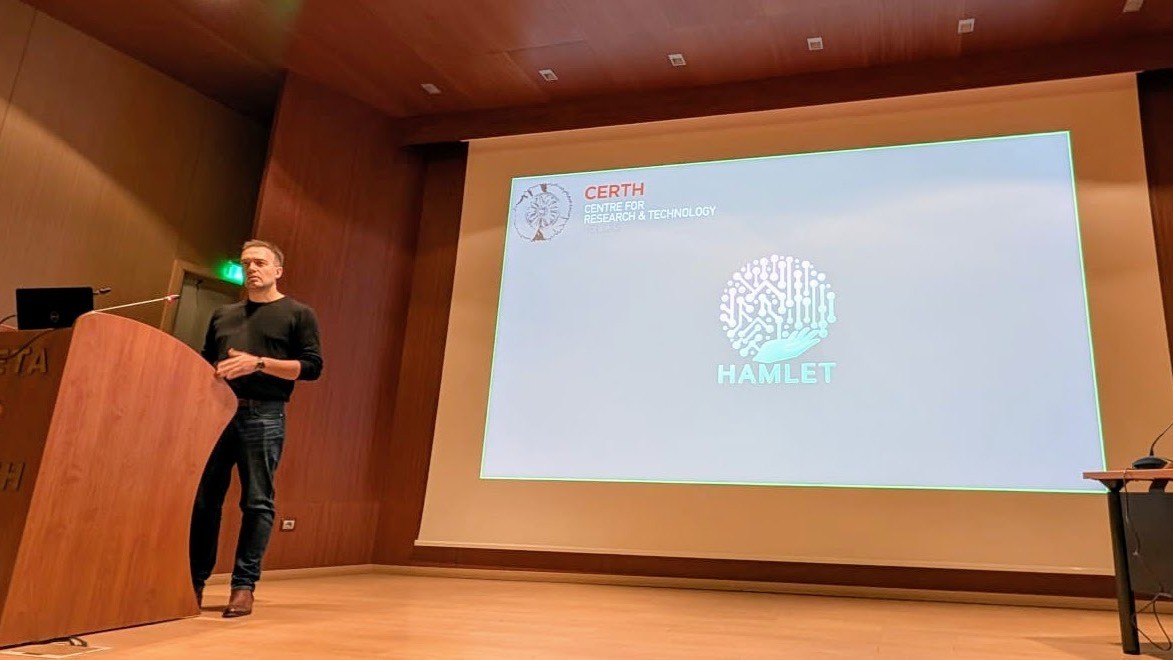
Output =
[{"x1": 21, "y1": 0, "x2": 1173, "y2": 121}]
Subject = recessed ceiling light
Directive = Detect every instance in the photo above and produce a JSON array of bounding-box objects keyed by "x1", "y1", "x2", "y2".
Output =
[
  {"x1": 1123, "y1": 0, "x2": 1144, "y2": 11},
  {"x1": 957, "y1": 18, "x2": 975, "y2": 34},
  {"x1": 668, "y1": 53, "x2": 686, "y2": 67},
  {"x1": 420, "y1": 83, "x2": 441, "y2": 95},
  {"x1": 807, "y1": 37, "x2": 823, "y2": 51},
  {"x1": 538, "y1": 69, "x2": 558, "y2": 81}
]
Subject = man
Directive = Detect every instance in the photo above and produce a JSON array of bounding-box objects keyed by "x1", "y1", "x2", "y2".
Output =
[{"x1": 190, "y1": 239, "x2": 323, "y2": 618}]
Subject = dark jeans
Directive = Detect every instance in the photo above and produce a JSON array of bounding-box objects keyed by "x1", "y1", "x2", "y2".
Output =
[{"x1": 189, "y1": 400, "x2": 285, "y2": 591}]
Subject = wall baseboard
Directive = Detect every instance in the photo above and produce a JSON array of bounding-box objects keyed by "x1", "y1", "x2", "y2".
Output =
[
  {"x1": 205, "y1": 564, "x2": 375, "y2": 585},
  {"x1": 371, "y1": 564, "x2": 1117, "y2": 612}
]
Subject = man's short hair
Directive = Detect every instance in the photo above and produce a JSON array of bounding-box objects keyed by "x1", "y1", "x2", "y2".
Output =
[{"x1": 242, "y1": 239, "x2": 285, "y2": 266}]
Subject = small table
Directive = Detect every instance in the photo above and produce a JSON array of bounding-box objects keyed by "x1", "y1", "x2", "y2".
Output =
[{"x1": 1084, "y1": 468, "x2": 1173, "y2": 655}]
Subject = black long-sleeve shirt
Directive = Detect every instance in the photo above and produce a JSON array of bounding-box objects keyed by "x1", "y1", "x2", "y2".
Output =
[{"x1": 202, "y1": 296, "x2": 323, "y2": 401}]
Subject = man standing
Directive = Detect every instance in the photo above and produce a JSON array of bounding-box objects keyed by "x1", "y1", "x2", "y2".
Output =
[{"x1": 190, "y1": 239, "x2": 323, "y2": 618}]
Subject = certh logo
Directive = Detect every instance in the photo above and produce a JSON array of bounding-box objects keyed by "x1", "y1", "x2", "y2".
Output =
[
  {"x1": 511, "y1": 183, "x2": 573, "y2": 242},
  {"x1": 718, "y1": 255, "x2": 838, "y2": 385}
]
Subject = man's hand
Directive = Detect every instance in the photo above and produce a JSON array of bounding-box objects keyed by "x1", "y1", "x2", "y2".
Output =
[{"x1": 216, "y1": 348, "x2": 261, "y2": 380}]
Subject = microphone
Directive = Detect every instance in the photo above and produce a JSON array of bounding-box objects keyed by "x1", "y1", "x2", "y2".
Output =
[
  {"x1": 1130, "y1": 419, "x2": 1173, "y2": 469},
  {"x1": 93, "y1": 294, "x2": 180, "y2": 314}
]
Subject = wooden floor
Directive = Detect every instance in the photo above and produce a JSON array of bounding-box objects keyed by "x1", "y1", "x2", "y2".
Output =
[{"x1": 9, "y1": 573, "x2": 1173, "y2": 659}]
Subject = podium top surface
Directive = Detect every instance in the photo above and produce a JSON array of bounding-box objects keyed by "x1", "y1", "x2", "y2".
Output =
[{"x1": 1084, "y1": 469, "x2": 1173, "y2": 482}]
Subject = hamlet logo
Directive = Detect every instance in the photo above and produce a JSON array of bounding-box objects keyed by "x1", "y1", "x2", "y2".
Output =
[
  {"x1": 717, "y1": 255, "x2": 838, "y2": 385},
  {"x1": 511, "y1": 183, "x2": 573, "y2": 242}
]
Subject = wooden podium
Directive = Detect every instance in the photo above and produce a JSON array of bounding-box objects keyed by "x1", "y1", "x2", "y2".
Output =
[{"x1": 0, "y1": 312, "x2": 236, "y2": 647}]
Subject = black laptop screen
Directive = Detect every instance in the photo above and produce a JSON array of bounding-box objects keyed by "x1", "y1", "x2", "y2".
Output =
[{"x1": 15, "y1": 287, "x2": 94, "y2": 330}]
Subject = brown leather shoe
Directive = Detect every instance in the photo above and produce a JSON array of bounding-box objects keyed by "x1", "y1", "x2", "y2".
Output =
[{"x1": 222, "y1": 589, "x2": 253, "y2": 618}]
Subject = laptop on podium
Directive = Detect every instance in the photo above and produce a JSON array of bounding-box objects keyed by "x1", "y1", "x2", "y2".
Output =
[{"x1": 15, "y1": 287, "x2": 94, "y2": 330}]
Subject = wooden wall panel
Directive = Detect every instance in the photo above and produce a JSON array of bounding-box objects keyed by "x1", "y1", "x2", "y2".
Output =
[
  {"x1": 1141, "y1": 69, "x2": 1173, "y2": 379},
  {"x1": 0, "y1": 1, "x2": 32, "y2": 111},
  {"x1": 175, "y1": 101, "x2": 269, "y2": 269},
  {"x1": 0, "y1": 1, "x2": 265, "y2": 328},
  {"x1": 21, "y1": 0, "x2": 289, "y2": 119},
  {"x1": 373, "y1": 142, "x2": 467, "y2": 564},
  {"x1": 239, "y1": 72, "x2": 425, "y2": 572}
]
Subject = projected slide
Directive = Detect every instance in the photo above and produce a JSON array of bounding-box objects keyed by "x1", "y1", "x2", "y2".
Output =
[{"x1": 482, "y1": 132, "x2": 1103, "y2": 492}]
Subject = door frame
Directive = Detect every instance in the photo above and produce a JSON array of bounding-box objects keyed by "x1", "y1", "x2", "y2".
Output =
[{"x1": 161, "y1": 260, "x2": 242, "y2": 334}]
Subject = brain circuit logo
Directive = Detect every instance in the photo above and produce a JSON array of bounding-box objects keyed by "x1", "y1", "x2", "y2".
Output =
[
  {"x1": 511, "y1": 183, "x2": 573, "y2": 242},
  {"x1": 718, "y1": 255, "x2": 838, "y2": 385}
]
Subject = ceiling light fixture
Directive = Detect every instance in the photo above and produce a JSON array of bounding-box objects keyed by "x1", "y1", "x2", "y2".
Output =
[
  {"x1": 957, "y1": 18, "x2": 975, "y2": 34},
  {"x1": 807, "y1": 37, "x2": 823, "y2": 51},
  {"x1": 538, "y1": 69, "x2": 558, "y2": 81}
]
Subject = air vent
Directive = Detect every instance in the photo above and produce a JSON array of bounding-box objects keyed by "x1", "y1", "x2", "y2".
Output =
[
  {"x1": 807, "y1": 37, "x2": 823, "y2": 51},
  {"x1": 538, "y1": 69, "x2": 558, "y2": 82},
  {"x1": 957, "y1": 18, "x2": 975, "y2": 34},
  {"x1": 668, "y1": 53, "x2": 686, "y2": 67}
]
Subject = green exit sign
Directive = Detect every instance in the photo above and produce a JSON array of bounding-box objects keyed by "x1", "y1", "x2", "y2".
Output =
[{"x1": 219, "y1": 261, "x2": 244, "y2": 285}]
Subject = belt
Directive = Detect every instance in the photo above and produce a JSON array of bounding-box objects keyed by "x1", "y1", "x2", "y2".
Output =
[{"x1": 236, "y1": 399, "x2": 285, "y2": 410}]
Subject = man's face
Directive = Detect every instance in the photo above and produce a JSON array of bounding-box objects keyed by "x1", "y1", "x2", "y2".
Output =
[{"x1": 240, "y1": 247, "x2": 283, "y2": 291}]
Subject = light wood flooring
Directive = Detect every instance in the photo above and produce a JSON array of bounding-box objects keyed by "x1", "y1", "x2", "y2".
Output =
[{"x1": 5, "y1": 573, "x2": 1172, "y2": 659}]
